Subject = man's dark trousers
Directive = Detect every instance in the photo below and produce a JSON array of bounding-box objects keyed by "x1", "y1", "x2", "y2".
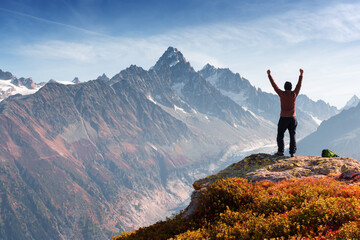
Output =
[{"x1": 277, "y1": 117, "x2": 298, "y2": 154}]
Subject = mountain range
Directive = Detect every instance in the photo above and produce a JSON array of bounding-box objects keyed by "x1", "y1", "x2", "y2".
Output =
[
  {"x1": 298, "y1": 99, "x2": 360, "y2": 159},
  {"x1": 0, "y1": 47, "x2": 341, "y2": 239}
]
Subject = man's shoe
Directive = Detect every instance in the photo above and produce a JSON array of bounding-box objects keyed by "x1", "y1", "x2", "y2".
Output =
[
  {"x1": 274, "y1": 152, "x2": 284, "y2": 156},
  {"x1": 291, "y1": 154, "x2": 295, "y2": 157}
]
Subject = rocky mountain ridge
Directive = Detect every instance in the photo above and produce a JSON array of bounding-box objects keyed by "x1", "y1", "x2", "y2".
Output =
[
  {"x1": 0, "y1": 69, "x2": 84, "y2": 102},
  {"x1": 199, "y1": 64, "x2": 339, "y2": 138}
]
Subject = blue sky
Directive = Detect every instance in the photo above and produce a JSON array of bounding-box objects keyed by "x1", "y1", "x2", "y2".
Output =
[{"x1": 1, "y1": 0, "x2": 360, "y2": 108}]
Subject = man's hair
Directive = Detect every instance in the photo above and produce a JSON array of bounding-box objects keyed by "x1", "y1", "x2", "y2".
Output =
[{"x1": 284, "y1": 81, "x2": 292, "y2": 91}]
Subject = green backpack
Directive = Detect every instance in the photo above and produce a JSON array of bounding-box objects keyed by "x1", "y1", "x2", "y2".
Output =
[{"x1": 321, "y1": 149, "x2": 339, "y2": 158}]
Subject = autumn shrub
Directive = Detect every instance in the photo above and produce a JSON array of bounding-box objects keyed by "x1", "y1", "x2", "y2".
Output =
[{"x1": 111, "y1": 177, "x2": 360, "y2": 240}]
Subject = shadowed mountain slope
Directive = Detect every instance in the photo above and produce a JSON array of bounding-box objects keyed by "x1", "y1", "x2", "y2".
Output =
[{"x1": 298, "y1": 102, "x2": 360, "y2": 159}]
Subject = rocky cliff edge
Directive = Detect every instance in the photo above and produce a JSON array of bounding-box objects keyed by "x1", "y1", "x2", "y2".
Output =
[
  {"x1": 185, "y1": 153, "x2": 360, "y2": 219},
  {"x1": 112, "y1": 153, "x2": 360, "y2": 240}
]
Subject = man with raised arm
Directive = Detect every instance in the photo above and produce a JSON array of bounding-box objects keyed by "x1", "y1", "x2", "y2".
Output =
[{"x1": 267, "y1": 68, "x2": 303, "y2": 157}]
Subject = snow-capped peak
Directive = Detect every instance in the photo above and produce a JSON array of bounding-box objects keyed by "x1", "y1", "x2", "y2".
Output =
[
  {"x1": 0, "y1": 69, "x2": 43, "y2": 101},
  {"x1": 153, "y1": 47, "x2": 187, "y2": 70},
  {"x1": 0, "y1": 79, "x2": 40, "y2": 102},
  {"x1": 342, "y1": 95, "x2": 360, "y2": 111}
]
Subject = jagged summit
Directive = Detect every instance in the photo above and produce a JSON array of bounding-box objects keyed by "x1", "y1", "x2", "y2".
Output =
[
  {"x1": 153, "y1": 46, "x2": 187, "y2": 70},
  {"x1": 96, "y1": 73, "x2": 109, "y2": 82},
  {"x1": 201, "y1": 63, "x2": 216, "y2": 72},
  {"x1": 72, "y1": 77, "x2": 80, "y2": 84},
  {"x1": 0, "y1": 69, "x2": 35, "y2": 89},
  {"x1": 10, "y1": 77, "x2": 36, "y2": 89},
  {"x1": 200, "y1": 63, "x2": 220, "y2": 78},
  {"x1": 0, "y1": 69, "x2": 40, "y2": 102},
  {"x1": 343, "y1": 94, "x2": 360, "y2": 111},
  {"x1": 0, "y1": 69, "x2": 15, "y2": 80},
  {"x1": 201, "y1": 63, "x2": 232, "y2": 73}
]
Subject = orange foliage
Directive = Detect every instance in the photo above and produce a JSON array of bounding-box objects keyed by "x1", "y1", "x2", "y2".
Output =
[{"x1": 112, "y1": 177, "x2": 360, "y2": 240}]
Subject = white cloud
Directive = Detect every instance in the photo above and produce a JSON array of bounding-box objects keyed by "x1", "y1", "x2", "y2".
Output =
[
  {"x1": 268, "y1": 3, "x2": 360, "y2": 43},
  {"x1": 22, "y1": 41, "x2": 98, "y2": 62}
]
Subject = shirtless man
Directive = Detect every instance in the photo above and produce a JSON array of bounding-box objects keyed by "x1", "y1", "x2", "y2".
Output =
[{"x1": 267, "y1": 69, "x2": 303, "y2": 157}]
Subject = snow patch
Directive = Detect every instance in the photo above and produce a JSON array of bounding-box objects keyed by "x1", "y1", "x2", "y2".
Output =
[
  {"x1": 242, "y1": 106, "x2": 274, "y2": 126},
  {"x1": 147, "y1": 95, "x2": 157, "y2": 104},
  {"x1": 310, "y1": 115, "x2": 322, "y2": 125},
  {"x1": 204, "y1": 74, "x2": 248, "y2": 106},
  {"x1": 174, "y1": 105, "x2": 186, "y2": 114},
  {"x1": 167, "y1": 49, "x2": 176, "y2": 58},
  {"x1": 170, "y1": 60, "x2": 180, "y2": 67},
  {"x1": 148, "y1": 143, "x2": 158, "y2": 151},
  {"x1": 0, "y1": 79, "x2": 40, "y2": 101},
  {"x1": 205, "y1": 73, "x2": 219, "y2": 86},
  {"x1": 55, "y1": 80, "x2": 75, "y2": 85},
  {"x1": 221, "y1": 89, "x2": 247, "y2": 106},
  {"x1": 0, "y1": 80, "x2": 14, "y2": 91}
]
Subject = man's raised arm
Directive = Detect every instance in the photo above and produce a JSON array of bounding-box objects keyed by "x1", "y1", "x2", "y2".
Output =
[
  {"x1": 294, "y1": 68, "x2": 303, "y2": 96},
  {"x1": 267, "y1": 69, "x2": 281, "y2": 95}
]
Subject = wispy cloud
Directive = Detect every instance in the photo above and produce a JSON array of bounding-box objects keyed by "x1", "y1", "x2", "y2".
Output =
[
  {"x1": 18, "y1": 2, "x2": 360, "y2": 61},
  {"x1": 260, "y1": 2, "x2": 360, "y2": 43},
  {"x1": 0, "y1": 7, "x2": 108, "y2": 37}
]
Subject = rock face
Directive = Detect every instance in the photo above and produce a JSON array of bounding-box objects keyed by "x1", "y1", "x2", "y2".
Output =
[
  {"x1": 185, "y1": 153, "x2": 360, "y2": 218},
  {"x1": 0, "y1": 69, "x2": 15, "y2": 80},
  {"x1": 0, "y1": 80, "x2": 197, "y2": 240},
  {"x1": 194, "y1": 154, "x2": 360, "y2": 188}
]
